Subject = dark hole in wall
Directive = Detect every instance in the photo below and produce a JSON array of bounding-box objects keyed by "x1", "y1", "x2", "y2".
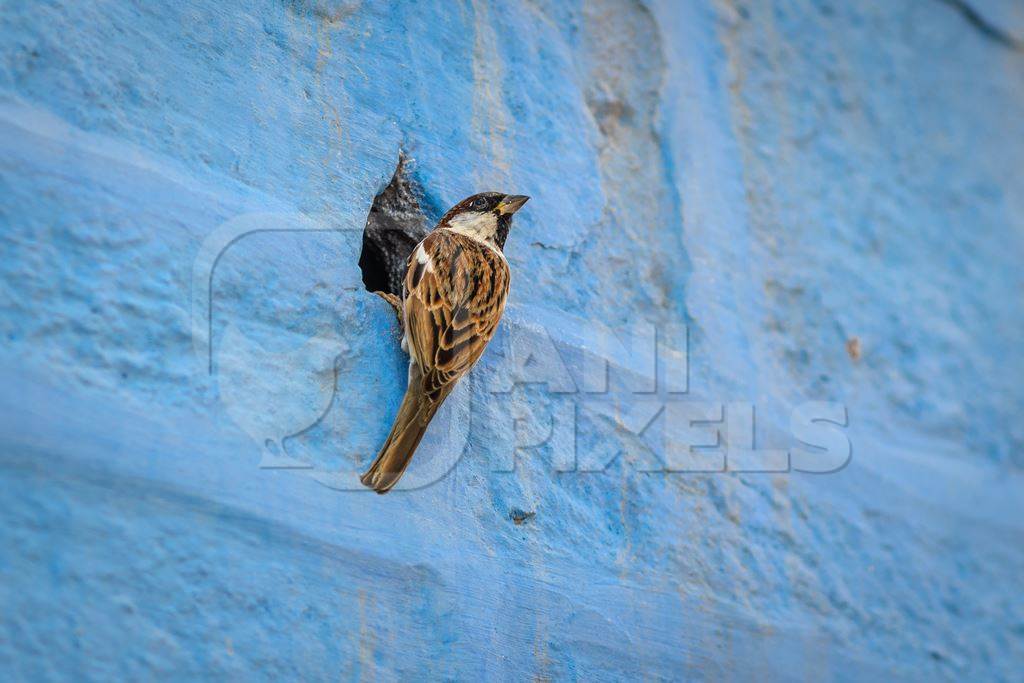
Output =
[{"x1": 358, "y1": 153, "x2": 436, "y2": 297}]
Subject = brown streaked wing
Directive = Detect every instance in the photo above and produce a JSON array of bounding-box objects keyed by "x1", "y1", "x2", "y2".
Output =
[{"x1": 403, "y1": 230, "x2": 509, "y2": 402}]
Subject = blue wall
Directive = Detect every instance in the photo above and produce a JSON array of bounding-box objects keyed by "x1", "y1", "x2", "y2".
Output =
[{"x1": 1, "y1": 0, "x2": 1023, "y2": 679}]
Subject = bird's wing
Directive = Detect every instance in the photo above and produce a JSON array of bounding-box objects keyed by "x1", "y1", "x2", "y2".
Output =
[
  {"x1": 361, "y1": 230, "x2": 510, "y2": 494},
  {"x1": 403, "y1": 230, "x2": 510, "y2": 402}
]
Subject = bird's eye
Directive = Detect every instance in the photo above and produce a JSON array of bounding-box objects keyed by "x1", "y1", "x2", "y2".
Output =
[{"x1": 472, "y1": 197, "x2": 487, "y2": 210}]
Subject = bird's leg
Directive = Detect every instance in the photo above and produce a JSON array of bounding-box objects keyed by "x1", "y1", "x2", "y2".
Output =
[{"x1": 374, "y1": 290, "x2": 404, "y2": 330}]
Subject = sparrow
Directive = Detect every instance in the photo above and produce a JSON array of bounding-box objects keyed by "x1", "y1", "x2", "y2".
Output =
[{"x1": 361, "y1": 192, "x2": 529, "y2": 493}]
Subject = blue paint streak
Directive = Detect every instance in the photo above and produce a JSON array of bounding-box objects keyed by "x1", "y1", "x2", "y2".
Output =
[{"x1": 1, "y1": 0, "x2": 1022, "y2": 679}]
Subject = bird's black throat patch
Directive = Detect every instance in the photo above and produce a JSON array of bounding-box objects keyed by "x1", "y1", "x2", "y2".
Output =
[{"x1": 494, "y1": 213, "x2": 512, "y2": 251}]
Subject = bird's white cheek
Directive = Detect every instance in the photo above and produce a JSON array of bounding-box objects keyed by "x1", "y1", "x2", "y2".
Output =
[{"x1": 447, "y1": 212, "x2": 496, "y2": 241}]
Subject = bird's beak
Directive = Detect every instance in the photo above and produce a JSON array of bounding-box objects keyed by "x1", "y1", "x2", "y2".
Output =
[{"x1": 498, "y1": 195, "x2": 530, "y2": 215}]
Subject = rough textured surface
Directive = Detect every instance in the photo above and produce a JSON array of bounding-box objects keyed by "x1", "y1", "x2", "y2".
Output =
[
  {"x1": 358, "y1": 152, "x2": 435, "y2": 297},
  {"x1": 1, "y1": 0, "x2": 1022, "y2": 680}
]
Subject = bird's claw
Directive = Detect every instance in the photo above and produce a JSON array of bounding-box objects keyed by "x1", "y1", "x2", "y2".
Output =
[{"x1": 374, "y1": 290, "x2": 403, "y2": 329}]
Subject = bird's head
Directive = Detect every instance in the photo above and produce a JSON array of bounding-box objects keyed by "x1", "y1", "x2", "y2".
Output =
[{"x1": 438, "y1": 192, "x2": 529, "y2": 250}]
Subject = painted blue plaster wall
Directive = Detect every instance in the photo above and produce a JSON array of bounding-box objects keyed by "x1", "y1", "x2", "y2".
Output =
[{"x1": 1, "y1": 0, "x2": 1023, "y2": 680}]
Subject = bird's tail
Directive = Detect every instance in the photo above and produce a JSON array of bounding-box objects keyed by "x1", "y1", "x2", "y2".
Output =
[{"x1": 360, "y1": 369, "x2": 442, "y2": 494}]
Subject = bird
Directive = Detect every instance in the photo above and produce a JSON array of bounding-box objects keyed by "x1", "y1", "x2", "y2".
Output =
[{"x1": 361, "y1": 192, "x2": 530, "y2": 493}]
